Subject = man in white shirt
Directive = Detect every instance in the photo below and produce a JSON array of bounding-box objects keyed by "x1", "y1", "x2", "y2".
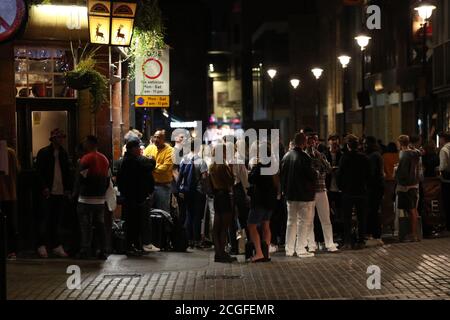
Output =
[{"x1": 35, "y1": 129, "x2": 72, "y2": 258}]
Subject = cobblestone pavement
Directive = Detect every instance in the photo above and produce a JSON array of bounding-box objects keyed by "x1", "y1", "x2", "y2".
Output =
[{"x1": 6, "y1": 238, "x2": 450, "y2": 300}]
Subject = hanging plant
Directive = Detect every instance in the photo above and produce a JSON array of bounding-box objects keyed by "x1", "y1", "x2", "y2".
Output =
[
  {"x1": 65, "y1": 45, "x2": 109, "y2": 114},
  {"x1": 127, "y1": 0, "x2": 167, "y2": 79}
]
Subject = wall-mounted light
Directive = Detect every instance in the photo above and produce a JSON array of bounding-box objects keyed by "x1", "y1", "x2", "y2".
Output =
[{"x1": 87, "y1": 0, "x2": 137, "y2": 46}]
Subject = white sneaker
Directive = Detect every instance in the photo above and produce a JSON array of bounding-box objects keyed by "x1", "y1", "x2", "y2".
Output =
[
  {"x1": 327, "y1": 246, "x2": 339, "y2": 253},
  {"x1": 269, "y1": 245, "x2": 278, "y2": 254},
  {"x1": 308, "y1": 247, "x2": 317, "y2": 253},
  {"x1": 297, "y1": 251, "x2": 315, "y2": 258},
  {"x1": 53, "y1": 245, "x2": 68, "y2": 258},
  {"x1": 286, "y1": 252, "x2": 295, "y2": 257},
  {"x1": 37, "y1": 246, "x2": 48, "y2": 258},
  {"x1": 143, "y1": 244, "x2": 160, "y2": 253}
]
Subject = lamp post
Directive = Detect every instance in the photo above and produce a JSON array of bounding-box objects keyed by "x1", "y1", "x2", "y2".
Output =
[
  {"x1": 290, "y1": 78, "x2": 300, "y2": 131},
  {"x1": 312, "y1": 68, "x2": 324, "y2": 137},
  {"x1": 355, "y1": 34, "x2": 371, "y2": 135},
  {"x1": 414, "y1": 1, "x2": 436, "y2": 138},
  {"x1": 87, "y1": 0, "x2": 137, "y2": 155},
  {"x1": 267, "y1": 68, "x2": 277, "y2": 122},
  {"x1": 338, "y1": 55, "x2": 351, "y2": 135}
]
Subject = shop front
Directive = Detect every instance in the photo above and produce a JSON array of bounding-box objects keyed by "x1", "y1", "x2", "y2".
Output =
[{"x1": 0, "y1": 1, "x2": 132, "y2": 250}]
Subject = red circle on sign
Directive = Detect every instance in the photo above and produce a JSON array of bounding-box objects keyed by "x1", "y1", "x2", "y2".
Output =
[
  {"x1": 142, "y1": 58, "x2": 163, "y2": 80},
  {"x1": 0, "y1": 0, "x2": 27, "y2": 43}
]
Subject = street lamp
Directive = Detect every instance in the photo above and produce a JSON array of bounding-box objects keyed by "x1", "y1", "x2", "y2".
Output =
[
  {"x1": 355, "y1": 34, "x2": 371, "y2": 134},
  {"x1": 267, "y1": 68, "x2": 277, "y2": 121},
  {"x1": 338, "y1": 55, "x2": 351, "y2": 69},
  {"x1": 290, "y1": 78, "x2": 300, "y2": 131},
  {"x1": 338, "y1": 55, "x2": 351, "y2": 134},
  {"x1": 414, "y1": 1, "x2": 436, "y2": 140},
  {"x1": 87, "y1": 0, "x2": 138, "y2": 47},
  {"x1": 414, "y1": 1, "x2": 436, "y2": 24},
  {"x1": 311, "y1": 68, "x2": 324, "y2": 137},
  {"x1": 290, "y1": 78, "x2": 300, "y2": 89},
  {"x1": 267, "y1": 68, "x2": 277, "y2": 80}
]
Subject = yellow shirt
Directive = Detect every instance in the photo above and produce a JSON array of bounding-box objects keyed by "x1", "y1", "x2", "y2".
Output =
[{"x1": 144, "y1": 143, "x2": 174, "y2": 184}]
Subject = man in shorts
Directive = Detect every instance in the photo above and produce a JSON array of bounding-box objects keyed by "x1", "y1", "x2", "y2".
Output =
[{"x1": 395, "y1": 135, "x2": 422, "y2": 242}]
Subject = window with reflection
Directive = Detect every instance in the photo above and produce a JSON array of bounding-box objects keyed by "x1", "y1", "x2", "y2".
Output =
[{"x1": 15, "y1": 47, "x2": 75, "y2": 98}]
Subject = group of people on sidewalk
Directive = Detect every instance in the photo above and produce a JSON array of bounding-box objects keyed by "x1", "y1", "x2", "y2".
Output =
[{"x1": 2, "y1": 126, "x2": 450, "y2": 263}]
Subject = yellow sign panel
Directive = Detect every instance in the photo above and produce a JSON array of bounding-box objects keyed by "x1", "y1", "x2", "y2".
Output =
[{"x1": 135, "y1": 96, "x2": 170, "y2": 108}]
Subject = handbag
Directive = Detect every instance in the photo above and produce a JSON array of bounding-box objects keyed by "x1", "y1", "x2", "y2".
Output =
[{"x1": 105, "y1": 179, "x2": 117, "y2": 212}]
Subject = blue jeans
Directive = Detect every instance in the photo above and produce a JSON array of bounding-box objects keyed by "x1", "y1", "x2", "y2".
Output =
[{"x1": 153, "y1": 184, "x2": 171, "y2": 213}]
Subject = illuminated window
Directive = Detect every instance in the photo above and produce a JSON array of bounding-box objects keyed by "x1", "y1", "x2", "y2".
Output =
[{"x1": 15, "y1": 47, "x2": 75, "y2": 99}]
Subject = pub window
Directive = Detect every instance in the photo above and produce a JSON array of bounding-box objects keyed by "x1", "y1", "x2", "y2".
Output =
[{"x1": 15, "y1": 47, "x2": 75, "y2": 99}]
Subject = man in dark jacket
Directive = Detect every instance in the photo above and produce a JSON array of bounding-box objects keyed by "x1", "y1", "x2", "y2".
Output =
[
  {"x1": 364, "y1": 136, "x2": 385, "y2": 246},
  {"x1": 35, "y1": 128, "x2": 72, "y2": 258},
  {"x1": 117, "y1": 139, "x2": 156, "y2": 256},
  {"x1": 281, "y1": 133, "x2": 318, "y2": 258},
  {"x1": 337, "y1": 134, "x2": 370, "y2": 250}
]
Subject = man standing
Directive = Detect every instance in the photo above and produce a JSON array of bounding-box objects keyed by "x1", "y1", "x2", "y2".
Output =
[
  {"x1": 281, "y1": 133, "x2": 317, "y2": 258},
  {"x1": 77, "y1": 136, "x2": 110, "y2": 260},
  {"x1": 395, "y1": 135, "x2": 422, "y2": 242},
  {"x1": 439, "y1": 132, "x2": 450, "y2": 231},
  {"x1": 337, "y1": 135, "x2": 370, "y2": 250},
  {"x1": 144, "y1": 130, "x2": 174, "y2": 213},
  {"x1": 177, "y1": 138, "x2": 208, "y2": 249},
  {"x1": 306, "y1": 134, "x2": 338, "y2": 253},
  {"x1": 117, "y1": 139, "x2": 156, "y2": 256},
  {"x1": 36, "y1": 129, "x2": 72, "y2": 258},
  {"x1": 365, "y1": 136, "x2": 385, "y2": 246}
]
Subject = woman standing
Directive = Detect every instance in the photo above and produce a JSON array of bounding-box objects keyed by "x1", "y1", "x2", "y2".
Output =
[
  {"x1": 209, "y1": 143, "x2": 237, "y2": 263},
  {"x1": 247, "y1": 142, "x2": 279, "y2": 262}
]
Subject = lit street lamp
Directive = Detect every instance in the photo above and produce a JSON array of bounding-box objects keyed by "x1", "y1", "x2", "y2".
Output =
[
  {"x1": 290, "y1": 78, "x2": 300, "y2": 130},
  {"x1": 267, "y1": 68, "x2": 277, "y2": 121},
  {"x1": 414, "y1": 1, "x2": 436, "y2": 139},
  {"x1": 338, "y1": 55, "x2": 351, "y2": 69},
  {"x1": 311, "y1": 68, "x2": 324, "y2": 137},
  {"x1": 87, "y1": 0, "x2": 137, "y2": 47},
  {"x1": 338, "y1": 55, "x2": 351, "y2": 134},
  {"x1": 290, "y1": 78, "x2": 300, "y2": 89},
  {"x1": 355, "y1": 33, "x2": 371, "y2": 134},
  {"x1": 267, "y1": 68, "x2": 278, "y2": 80}
]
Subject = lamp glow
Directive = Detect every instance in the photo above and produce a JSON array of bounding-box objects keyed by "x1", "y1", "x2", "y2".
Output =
[
  {"x1": 311, "y1": 68, "x2": 324, "y2": 80},
  {"x1": 414, "y1": 2, "x2": 436, "y2": 23},
  {"x1": 290, "y1": 78, "x2": 300, "y2": 89},
  {"x1": 267, "y1": 69, "x2": 277, "y2": 79},
  {"x1": 338, "y1": 55, "x2": 351, "y2": 68},
  {"x1": 355, "y1": 34, "x2": 371, "y2": 51},
  {"x1": 87, "y1": 0, "x2": 137, "y2": 47}
]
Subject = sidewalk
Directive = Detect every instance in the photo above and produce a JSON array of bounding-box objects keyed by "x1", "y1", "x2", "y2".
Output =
[{"x1": 6, "y1": 238, "x2": 450, "y2": 300}]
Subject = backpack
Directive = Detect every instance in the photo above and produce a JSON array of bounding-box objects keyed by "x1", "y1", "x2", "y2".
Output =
[{"x1": 178, "y1": 158, "x2": 197, "y2": 193}]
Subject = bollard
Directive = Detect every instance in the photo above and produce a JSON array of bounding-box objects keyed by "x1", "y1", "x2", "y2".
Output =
[{"x1": 0, "y1": 208, "x2": 6, "y2": 300}]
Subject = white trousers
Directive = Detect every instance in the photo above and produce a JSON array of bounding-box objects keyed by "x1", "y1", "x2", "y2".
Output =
[
  {"x1": 286, "y1": 201, "x2": 315, "y2": 255},
  {"x1": 307, "y1": 192, "x2": 336, "y2": 250}
]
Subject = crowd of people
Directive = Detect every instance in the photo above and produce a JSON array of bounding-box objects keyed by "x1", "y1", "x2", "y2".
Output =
[{"x1": 1, "y1": 126, "x2": 450, "y2": 263}]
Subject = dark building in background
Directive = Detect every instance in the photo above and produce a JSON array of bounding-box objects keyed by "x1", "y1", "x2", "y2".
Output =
[{"x1": 134, "y1": 0, "x2": 210, "y2": 136}]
